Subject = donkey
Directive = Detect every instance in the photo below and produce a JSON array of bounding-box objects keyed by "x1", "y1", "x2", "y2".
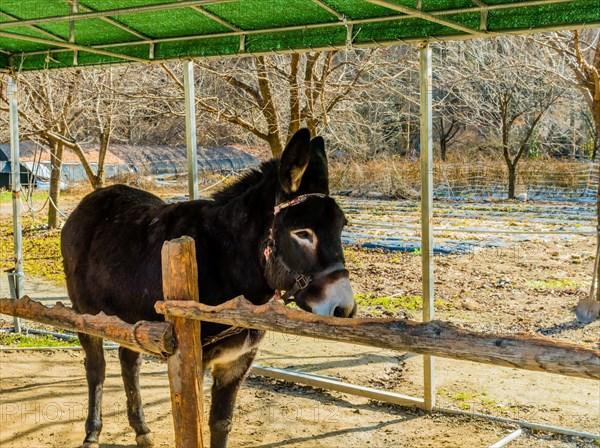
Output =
[{"x1": 61, "y1": 128, "x2": 356, "y2": 448}]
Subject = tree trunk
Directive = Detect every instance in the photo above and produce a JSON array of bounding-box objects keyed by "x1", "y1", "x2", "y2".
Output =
[
  {"x1": 594, "y1": 99, "x2": 600, "y2": 151},
  {"x1": 47, "y1": 141, "x2": 63, "y2": 229},
  {"x1": 597, "y1": 167, "x2": 600, "y2": 302},
  {"x1": 255, "y1": 57, "x2": 283, "y2": 158},
  {"x1": 440, "y1": 139, "x2": 447, "y2": 162},
  {"x1": 592, "y1": 99, "x2": 600, "y2": 301},
  {"x1": 267, "y1": 133, "x2": 284, "y2": 158},
  {"x1": 94, "y1": 129, "x2": 110, "y2": 189},
  {"x1": 507, "y1": 162, "x2": 516, "y2": 199},
  {"x1": 287, "y1": 53, "x2": 301, "y2": 141}
]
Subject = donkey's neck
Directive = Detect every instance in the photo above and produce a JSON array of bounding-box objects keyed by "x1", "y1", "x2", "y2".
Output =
[{"x1": 203, "y1": 163, "x2": 278, "y2": 304}]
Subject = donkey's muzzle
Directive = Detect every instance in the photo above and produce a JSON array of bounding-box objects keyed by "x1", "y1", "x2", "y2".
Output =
[{"x1": 304, "y1": 269, "x2": 356, "y2": 318}]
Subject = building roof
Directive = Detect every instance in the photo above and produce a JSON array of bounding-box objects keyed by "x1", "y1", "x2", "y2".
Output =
[
  {"x1": 0, "y1": 1, "x2": 598, "y2": 72},
  {"x1": 0, "y1": 141, "x2": 126, "y2": 165},
  {"x1": 0, "y1": 141, "x2": 260, "y2": 174},
  {"x1": 108, "y1": 143, "x2": 260, "y2": 174}
]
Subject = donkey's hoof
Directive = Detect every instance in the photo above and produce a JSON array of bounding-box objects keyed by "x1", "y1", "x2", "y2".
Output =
[
  {"x1": 136, "y1": 433, "x2": 155, "y2": 448},
  {"x1": 82, "y1": 443, "x2": 99, "y2": 448}
]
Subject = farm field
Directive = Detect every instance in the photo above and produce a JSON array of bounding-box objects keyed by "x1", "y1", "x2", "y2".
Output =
[{"x1": 0, "y1": 193, "x2": 598, "y2": 447}]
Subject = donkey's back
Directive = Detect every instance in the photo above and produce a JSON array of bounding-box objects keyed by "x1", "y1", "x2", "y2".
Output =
[{"x1": 61, "y1": 184, "x2": 174, "y2": 322}]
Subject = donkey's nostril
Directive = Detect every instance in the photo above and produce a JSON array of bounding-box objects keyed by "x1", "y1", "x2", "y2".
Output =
[
  {"x1": 334, "y1": 304, "x2": 356, "y2": 318},
  {"x1": 349, "y1": 303, "x2": 357, "y2": 318}
]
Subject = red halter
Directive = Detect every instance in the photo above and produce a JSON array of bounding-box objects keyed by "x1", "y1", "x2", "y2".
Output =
[{"x1": 265, "y1": 193, "x2": 346, "y2": 304}]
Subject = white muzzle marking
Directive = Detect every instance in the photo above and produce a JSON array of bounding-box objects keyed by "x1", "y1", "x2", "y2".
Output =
[{"x1": 309, "y1": 276, "x2": 355, "y2": 316}]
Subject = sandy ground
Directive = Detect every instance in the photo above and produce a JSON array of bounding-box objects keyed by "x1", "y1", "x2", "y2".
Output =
[
  {"x1": 1, "y1": 349, "x2": 598, "y2": 448},
  {"x1": 1, "y1": 198, "x2": 599, "y2": 447}
]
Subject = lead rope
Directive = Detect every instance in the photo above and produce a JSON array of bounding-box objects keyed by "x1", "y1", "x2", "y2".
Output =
[{"x1": 201, "y1": 325, "x2": 247, "y2": 347}]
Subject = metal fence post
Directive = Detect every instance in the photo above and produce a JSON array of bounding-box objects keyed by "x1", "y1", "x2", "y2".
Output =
[
  {"x1": 420, "y1": 42, "x2": 436, "y2": 411},
  {"x1": 184, "y1": 60, "x2": 199, "y2": 200},
  {"x1": 8, "y1": 74, "x2": 23, "y2": 334}
]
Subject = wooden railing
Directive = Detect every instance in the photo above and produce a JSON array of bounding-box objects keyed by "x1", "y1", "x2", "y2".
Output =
[{"x1": 155, "y1": 297, "x2": 600, "y2": 381}]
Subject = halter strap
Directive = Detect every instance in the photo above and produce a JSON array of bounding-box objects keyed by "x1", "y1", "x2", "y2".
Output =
[
  {"x1": 279, "y1": 261, "x2": 346, "y2": 304},
  {"x1": 266, "y1": 192, "x2": 345, "y2": 304},
  {"x1": 274, "y1": 193, "x2": 329, "y2": 215}
]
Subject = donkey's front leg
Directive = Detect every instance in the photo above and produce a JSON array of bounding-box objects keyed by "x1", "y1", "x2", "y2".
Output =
[{"x1": 209, "y1": 347, "x2": 258, "y2": 448}]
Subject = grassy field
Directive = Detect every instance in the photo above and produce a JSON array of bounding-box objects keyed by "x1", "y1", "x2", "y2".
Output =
[
  {"x1": 0, "y1": 332, "x2": 79, "y2": 347},
  {"x1": 0, "y1": 191, "x2": 49, "y2": 203},
  {"x1": 0, "y1": 215, "x2": 65, "y2": 285}
]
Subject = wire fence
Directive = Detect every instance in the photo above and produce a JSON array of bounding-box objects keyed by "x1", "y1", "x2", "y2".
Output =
[
  {"x1": 433, "y1": 162, "x2": 598, "y2": 201},
  {"x1": 330, "y1": 160, "x2": 599, "y2": 202}
]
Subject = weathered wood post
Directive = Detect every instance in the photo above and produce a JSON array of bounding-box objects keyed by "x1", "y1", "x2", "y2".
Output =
[{"x1": 162, "y1": 236, "x2": 204, "y2": 448}]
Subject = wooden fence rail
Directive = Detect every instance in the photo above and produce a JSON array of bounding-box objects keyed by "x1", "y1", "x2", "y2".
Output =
[
  {"x1": 155, "y1": 297, "x2": 600, "y2": 381},
  {"x1": 0, "y1": 295, "x2": 175, "y2": 357}
]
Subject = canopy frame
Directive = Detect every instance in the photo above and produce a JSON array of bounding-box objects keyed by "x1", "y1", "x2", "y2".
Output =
[{"x1": 0, "y1": 0, "x2": 598, "y2": 72}]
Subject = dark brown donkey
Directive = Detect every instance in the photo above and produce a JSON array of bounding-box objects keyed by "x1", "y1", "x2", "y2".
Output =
[{"x1": 61, "y1": 129, "x2": 356, "y2": 448}]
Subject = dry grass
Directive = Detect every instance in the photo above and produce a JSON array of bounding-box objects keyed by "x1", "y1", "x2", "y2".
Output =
[
  {"x1": 329, "y1": 158, "x2": 421, "y2": 199},
  {"x1": 329, "y1": 156, "x2": 596, "y2": 198}
]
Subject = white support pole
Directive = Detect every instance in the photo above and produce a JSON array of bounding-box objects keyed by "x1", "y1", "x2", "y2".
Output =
[
  {"x1": 419, "y1": 42, "x2": 435, "y2": 411},
  {"x1": 8, "y1": 75, "x2": 23, "y2": 333},
  {"x1": 489, "y1": 429, "x2": 523, "y2": 448},
  {"x1": 252, "y1": 365, "x2": 425, "y2": 408},
  {"x1": 183, "y1": 60, "x2": 199, "y2": 200},
  {"x1": 70, "y1": 0, "x2": 78, "y2": 65}
]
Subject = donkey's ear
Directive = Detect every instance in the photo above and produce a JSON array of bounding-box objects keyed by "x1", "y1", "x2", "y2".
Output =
[
  {"x1": 309, "y1": 136, "x2": 328, "y2": 174},
  {"x1": 279, "y1": 128, "x2": 311, "y2": 194},
  {"x1": 307, "y1": 136, "x2": 329, "y2": 194}
]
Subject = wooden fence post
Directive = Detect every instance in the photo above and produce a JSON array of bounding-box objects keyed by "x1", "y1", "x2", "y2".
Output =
[{"x1": 162, "y1": 236, "x2": 204, "y2": 448}]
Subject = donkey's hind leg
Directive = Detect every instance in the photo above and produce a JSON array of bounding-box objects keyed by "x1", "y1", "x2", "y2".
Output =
[
  {"x1": 209, "y1": 347, "x2": 258, "y2": 448},
  {"x1": 119, "y1": 346, "x2": 154, "y2": 448},
  {"x1": 79, "y1": 333, "x2": 106, "y2": 448}
]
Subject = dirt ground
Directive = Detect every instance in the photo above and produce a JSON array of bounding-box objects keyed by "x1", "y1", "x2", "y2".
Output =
[
  {"x1": 0, "y1": 196, "x2": 599, "y2": 447},
  {"x1": 0, "y1": 349, "x2": 597, "y2": 448}
]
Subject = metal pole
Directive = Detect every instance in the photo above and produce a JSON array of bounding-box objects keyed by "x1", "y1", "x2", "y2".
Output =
[
  {"x1": 251, "y1": 365, "x2": 425, "y2": 408},
  {"x1": 183, "y1": 60, "x2": 199, "y2": 200},
  {"x1": 435, "y1": 406, "x2": 600, "y2": 440},
  {"x1": 489, "y1": 428, "x2": 523, "y2": 448},
  {"x1": 8, "y1": 75, "x2": 23, "y2": 333},
  {"x1": 420, "y1": 42, "x2": 435, "y2": 411}
]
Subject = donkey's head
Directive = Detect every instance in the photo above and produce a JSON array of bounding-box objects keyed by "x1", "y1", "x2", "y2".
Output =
[{"x1": 263, "y1": 129, "x2": 356, "y2": 318}]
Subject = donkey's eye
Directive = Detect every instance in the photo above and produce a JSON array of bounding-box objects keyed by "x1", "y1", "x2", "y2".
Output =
[{"x1": 291, "y1": 229, "x2": 315, "y2": 245}]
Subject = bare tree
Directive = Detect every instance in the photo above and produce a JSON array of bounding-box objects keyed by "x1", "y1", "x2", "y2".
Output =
[
  {"x1": 448, "y1": 38, "x2": 563, "y2": 198},
  {"x1": 0, "y1": 68, "x2": 128, "y2": 226},
  {"x1": 159, "y1": 49, "x2": 410, "y2": 157},
  {"x1": 545, "y1": 32, "x2": 599, "y2": 145},
  {"x1": 0, "y1": 72, "x2": 84, "y2": 228},
  {"x1": 433, "y1": 87, "x2": 463, "y2": 162},
  {"x1": 73, "y1": 69, "x2": 121, "y2": 189}
]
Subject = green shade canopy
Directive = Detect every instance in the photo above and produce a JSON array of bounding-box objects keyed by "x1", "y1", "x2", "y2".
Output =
[{"x1": 0, "y1": 0, "x2": 598, "y2": 72}]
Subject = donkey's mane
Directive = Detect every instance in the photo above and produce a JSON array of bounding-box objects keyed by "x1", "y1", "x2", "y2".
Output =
[{"x1": 210, "y1": 159, "x2": 277, "y2": 204}]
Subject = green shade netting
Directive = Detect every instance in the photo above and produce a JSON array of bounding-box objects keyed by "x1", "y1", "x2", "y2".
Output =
[{"x1": 0, "y1": 0, "x2": 598, "y2": 71}]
